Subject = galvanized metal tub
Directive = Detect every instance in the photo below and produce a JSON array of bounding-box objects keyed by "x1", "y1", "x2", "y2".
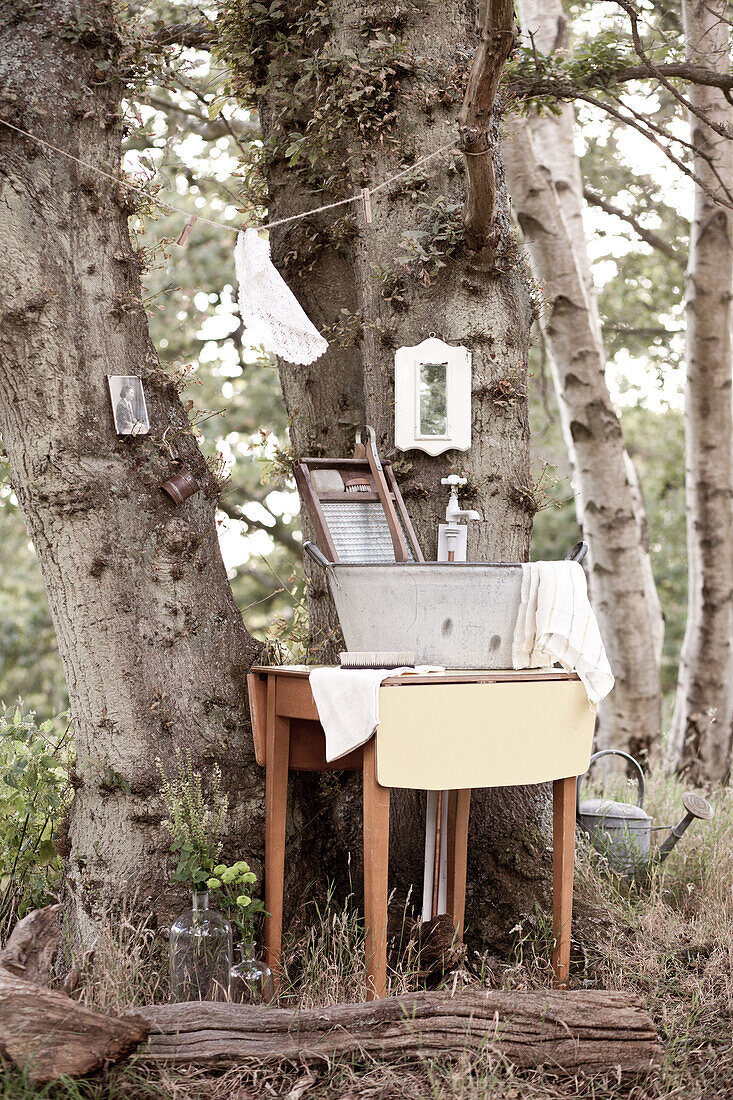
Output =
[{"x1": 325, "y1": 561, "x2": 523, "y2": 668}]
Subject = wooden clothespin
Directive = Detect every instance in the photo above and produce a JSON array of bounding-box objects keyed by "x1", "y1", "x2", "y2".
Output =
[
  {"x1": 176, "y1": 215, "x2": 198, "y2": 247},
  {"x1": 361, "y1": 187, "x2": 373, "y2": 226}
]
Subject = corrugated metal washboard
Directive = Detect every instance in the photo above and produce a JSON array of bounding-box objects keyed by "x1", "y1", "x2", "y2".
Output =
[{"x1": 293, "y1": 428, "x2": 424, "y2": 565}]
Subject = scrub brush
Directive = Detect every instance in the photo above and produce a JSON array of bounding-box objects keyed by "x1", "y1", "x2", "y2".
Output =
[{"x1": 339, "y1": 651, "x2": 415, "y2": 669}]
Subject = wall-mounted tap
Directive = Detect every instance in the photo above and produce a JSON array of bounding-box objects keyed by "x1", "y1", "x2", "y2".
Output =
[
  {"x1": 442, "y1": 475, "x2": 481, "y2": 523},
  {"x1": 438, "y1": 476, "x2": 481, "y2": 562}
]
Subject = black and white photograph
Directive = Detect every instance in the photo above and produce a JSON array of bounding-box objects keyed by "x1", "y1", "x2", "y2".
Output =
[{"x1": 107, "y1": 375, "x2": 151, "y2": 436}]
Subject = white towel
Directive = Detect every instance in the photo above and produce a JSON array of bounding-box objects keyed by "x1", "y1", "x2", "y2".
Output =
[
  {"x1": 309, "y1": 666, "x2": 443, "y2": 763},
  {"x1": 512, "y1": 560, "x2": 614, "y2": 705}
]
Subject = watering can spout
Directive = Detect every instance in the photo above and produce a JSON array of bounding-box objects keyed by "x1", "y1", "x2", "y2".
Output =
[{"x1": 656, "y1": 792, "x2": 714, "y2": 864}]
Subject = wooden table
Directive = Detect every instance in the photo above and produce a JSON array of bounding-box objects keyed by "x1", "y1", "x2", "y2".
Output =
[{"x1": 247, "y1": 665, "x2": 595, "y2": 999}]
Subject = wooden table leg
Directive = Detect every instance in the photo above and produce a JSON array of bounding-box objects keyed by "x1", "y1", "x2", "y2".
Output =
[
  {"x1": 446, "y1": 789, "x2": 471, "y2": 938},
  {"x1": 552, "y1": 776, "x2": 576, "y2": 988},
  {"x1": 264, "y1": 679, "x2": 290, "y2": 991},
  {"x1": 363, "y1": 736, "x2": 390, "y2": 1000}
]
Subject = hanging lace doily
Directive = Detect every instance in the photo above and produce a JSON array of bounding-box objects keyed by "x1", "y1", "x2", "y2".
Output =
[{"x1": 234, "y1": 228, "x2": 328, "y2": 365}]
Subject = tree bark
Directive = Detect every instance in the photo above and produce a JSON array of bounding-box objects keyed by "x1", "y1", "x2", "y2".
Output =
[
  {"x1": 669, "y1": 0, "x2": 733, "y2": 785},
  {"x1": 0, "y1": 904, "x2": 62, "y2": 984},
  {"x1": 0, "y1": 0, "x2": 261, "y2": 937},
  {"x1": 138, "y1": 988, "x2": 662, "y2": 1076},
  {"x1": 503, "y1": 0, "x2": 664, "y2": 762},
  {"x1": 236, "y1": 0, "x2": 553, "y2": 952}
]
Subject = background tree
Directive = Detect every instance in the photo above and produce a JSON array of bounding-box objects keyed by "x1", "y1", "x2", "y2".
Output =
[
  {"x1": 504, "y1": 0, "x2": 665, "y2": 762},
  {"x1": 669, "y1": 0, "x2": 733, "y2": 785},
  {"x1": 219, "y1": 0, "x2": 562, "y2": 944}
]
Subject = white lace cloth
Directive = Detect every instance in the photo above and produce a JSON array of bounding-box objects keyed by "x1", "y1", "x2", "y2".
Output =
[{"x1": 234, "y1": 228, "x2": 328, "y2": 365}]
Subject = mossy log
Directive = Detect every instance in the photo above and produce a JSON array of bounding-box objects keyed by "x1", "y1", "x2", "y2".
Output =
[{"x1": 138, "y1": 989, "x2": 661, "y2": 1077}]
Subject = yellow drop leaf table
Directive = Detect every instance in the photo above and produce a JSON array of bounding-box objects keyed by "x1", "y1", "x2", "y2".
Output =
[{"x1": 247, "y1": 665, "x2": 595, "y2": 1000}]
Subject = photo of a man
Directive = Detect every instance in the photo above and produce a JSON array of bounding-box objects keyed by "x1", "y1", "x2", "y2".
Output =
[{"x1": 107, "y1": 375, "x2": 151, "y2": 435}]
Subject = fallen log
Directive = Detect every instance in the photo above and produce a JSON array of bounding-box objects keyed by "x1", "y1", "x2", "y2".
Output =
[
  {"x1": 1, "y1": 907, "x2": 661, "y2": 1081},
  {"x1": 0, "y1": 969, "x2": 150, "y2": 1083},
  {"x1": 0, "y1": 905, "x2": 149, "y2": 1084},
  {"x1": 138, "y1": 989, "x2": 661, "y2": 1077}
]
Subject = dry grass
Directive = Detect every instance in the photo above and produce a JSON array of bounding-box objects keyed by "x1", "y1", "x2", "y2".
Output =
[{"x1": 1, "y1": 769, "x2": 732, "y2": 1099}]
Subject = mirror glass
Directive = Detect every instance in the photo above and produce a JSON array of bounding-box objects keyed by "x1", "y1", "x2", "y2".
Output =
[{"x1": 417, "y1": 362, "x2": 448, "y2": 436}]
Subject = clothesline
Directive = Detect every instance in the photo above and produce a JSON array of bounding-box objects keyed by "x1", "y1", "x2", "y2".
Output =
[{"x1": 0, "y1": 117, "x2": 465, "y2": 235}]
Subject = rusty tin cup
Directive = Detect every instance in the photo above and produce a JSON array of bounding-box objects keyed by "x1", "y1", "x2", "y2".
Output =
[{"x1": 161, "y1": 469, "x2": 199, "y2": 505}]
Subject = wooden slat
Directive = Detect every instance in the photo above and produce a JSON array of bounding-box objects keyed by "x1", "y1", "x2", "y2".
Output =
[
  {"x1": 294, "y1": 462, "x2": 339, "y2": 562},
  {"x1": 246, "y1": 672, "x2": 268, "y2": 767},
  {"x1": 319, "y1": 491, "x2": 382, "y2": 502},
  {"x1": 364, "y1": 433, "x2": 408, "y2": 562},
  {"x1": 248, "y1": 665, "x2": 580, "y2": 684},
  {"x1": 385, "y1": 463, "x2": 425, "y2": 562},
  {"x1": 288, "y1": 719, "x2": 363, "y2": 772},
  {"x1": 275, "y1": 675, "x2": 320, "y2": 720}
]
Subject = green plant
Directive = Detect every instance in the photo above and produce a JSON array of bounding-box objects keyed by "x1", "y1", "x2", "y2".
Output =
[
  {"x1": 0, "y1": 707, "x2": 72, "y2": 934},
  {"x1": 398, "y1": 196, "x2": 464, "y2": 285},
  {"x1": 157, "y1": 749, "x2": 228, "y2": 887},
  {"x1": 207, "y1": 861, "x2": 265, "y2": 948}
]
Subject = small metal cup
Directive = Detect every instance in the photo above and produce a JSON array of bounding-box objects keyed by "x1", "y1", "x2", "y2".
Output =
[{"x1": 161, "y1": 469, "x2": 199, "y2": 505}]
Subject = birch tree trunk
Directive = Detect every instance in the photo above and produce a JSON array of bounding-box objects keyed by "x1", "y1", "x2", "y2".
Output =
[
  {"x1": 502, "y1": 0, "x2": 664, "y2": 761},
  {"x1": 669, "y1": 0, "x2": 733, "y2": 784},
  {"x1": 230, "y1": 0, "x2": 561, "y2": 949},
  {"x1": 0, "y1": 0, "x2": 262, "y2": 939}
]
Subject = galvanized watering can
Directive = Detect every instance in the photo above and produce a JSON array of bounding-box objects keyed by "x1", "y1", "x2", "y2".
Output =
[{"x1": 577, "y1": 749, "x2": 714, "y2": 876}]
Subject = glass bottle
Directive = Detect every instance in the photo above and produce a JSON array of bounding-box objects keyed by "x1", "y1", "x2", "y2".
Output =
[
  {"x1": 169, "y1": 889, "x2": 232, "y2": 1002},
  {"x1": 229, "y1": 941, "x2": 275, "y2": 1004}
]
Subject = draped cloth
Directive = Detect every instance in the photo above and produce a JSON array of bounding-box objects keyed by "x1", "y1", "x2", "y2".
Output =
[
  {"x1": 234, "y1": 228, "x2": 328, "y2": 365},
  {"x1": 512, "y1": 560, "x2": 614, "y2": 705}
]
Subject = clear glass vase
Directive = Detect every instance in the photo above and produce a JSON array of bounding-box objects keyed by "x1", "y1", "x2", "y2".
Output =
[
  {"x1": 229, "y1": 942, "x2": 275, "y2": 1004},
  {"x1": 169, "y1": 889, "x2": 232, "y2": 1002}
]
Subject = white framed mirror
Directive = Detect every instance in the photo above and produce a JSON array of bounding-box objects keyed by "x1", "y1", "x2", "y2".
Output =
[{"x1": 394, "y1": 337, "x2": 471, "y2": 455}]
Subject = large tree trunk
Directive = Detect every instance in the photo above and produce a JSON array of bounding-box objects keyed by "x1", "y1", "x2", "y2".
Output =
[
  {"x1": 0, "y1": 1, "x2": 261, "y2": 938},
  {"x1": 502, "y1": 0, "x2": 664, "y2": 762},
  {"x1": 669, "y1": 0, "x2": 733, "y2": 785},
  {"x1": 232, "y1": 0, "x2": 556, "y2": 951}
]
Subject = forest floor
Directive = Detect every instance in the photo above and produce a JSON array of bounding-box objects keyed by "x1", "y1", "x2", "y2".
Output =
[{"x1": 1, "y1": 770, "x2": 731, "y2": 1100}]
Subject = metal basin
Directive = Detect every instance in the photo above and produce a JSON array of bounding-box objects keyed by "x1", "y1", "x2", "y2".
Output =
[{"x1": 326, "y1": 561, "x2": 523, "y2": 668}]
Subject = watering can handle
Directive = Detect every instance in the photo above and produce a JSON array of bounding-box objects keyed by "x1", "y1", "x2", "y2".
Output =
[{"x1": 576, "y1": 749, "x2": 646, "y2": 816}]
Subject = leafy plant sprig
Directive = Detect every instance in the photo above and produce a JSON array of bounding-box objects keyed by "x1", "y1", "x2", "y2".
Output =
[
  {"x1": 207, "y1": 861, "x2": 265, "y2": 949},
  {"x1": 157, "y1": 749, "x2": 228, "y2": 887},
  {"x1": 0, "y1": 708, "x2": 72, "y2": 932}
]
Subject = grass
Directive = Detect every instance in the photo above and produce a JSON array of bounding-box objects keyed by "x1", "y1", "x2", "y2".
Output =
[{"x1": 1, "y1": 768, "x2": 731, "y2": 1099}]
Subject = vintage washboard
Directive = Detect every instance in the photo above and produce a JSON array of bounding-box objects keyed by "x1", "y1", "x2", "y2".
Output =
[{"x1": 294, "y1": 427, "x2": 424, "y2": 564}]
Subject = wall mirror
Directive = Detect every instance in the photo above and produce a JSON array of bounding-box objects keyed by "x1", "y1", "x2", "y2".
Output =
[{"x1": 395, "y1": 337, "x2": 471, "y2": 455}]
